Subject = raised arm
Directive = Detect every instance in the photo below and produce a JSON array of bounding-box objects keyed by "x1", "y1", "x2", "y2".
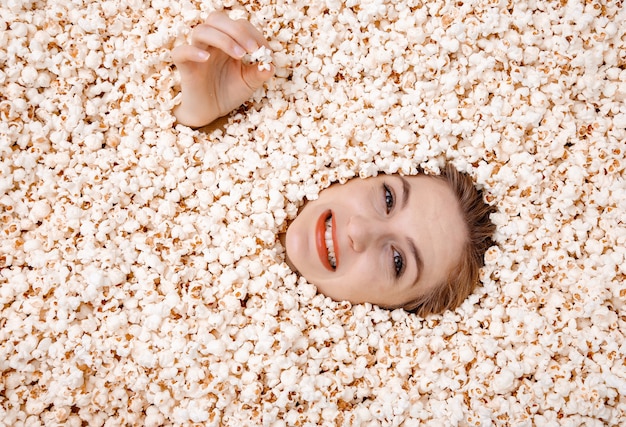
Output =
[{"x1": 171, "y1": 12, "x2": 274, "y2": 128}]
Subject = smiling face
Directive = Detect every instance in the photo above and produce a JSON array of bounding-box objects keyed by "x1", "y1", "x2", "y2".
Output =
[{"x1": 284, "y1": 174, "x2": 468, "y2": 309}]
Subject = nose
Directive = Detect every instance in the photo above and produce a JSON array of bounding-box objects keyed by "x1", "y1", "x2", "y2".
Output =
[{"x1": 347, "y1": 215, "x2": 379, "y2": 252}]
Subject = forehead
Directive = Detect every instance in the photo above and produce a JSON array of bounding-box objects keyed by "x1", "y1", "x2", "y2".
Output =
[
  {"x1": 401, "y1": 173, "x2": 467, "y2": 234},
  {"x1": 403, "y1": 174, "x2": 458, "y2": 209},
  {"x1": 399, "y1": 174, "x2": 468, "y2": 291}
]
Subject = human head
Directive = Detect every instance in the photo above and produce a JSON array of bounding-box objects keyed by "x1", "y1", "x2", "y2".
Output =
[{"x1": 284, "y1": 163, "x2": 495, "y2": 315}]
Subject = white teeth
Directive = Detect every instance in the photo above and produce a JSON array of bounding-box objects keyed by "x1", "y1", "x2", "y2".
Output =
[{"x1": 324, "y1": 216, "x2": 336, "y2": 269}]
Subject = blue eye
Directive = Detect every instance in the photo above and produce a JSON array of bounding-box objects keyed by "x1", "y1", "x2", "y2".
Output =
[
  {"x1": 384, "y1": 184, "x2": 394, "y2": 213},
  {"x1": 393, "y1": 248, "x2": 404, "y2": 277}
]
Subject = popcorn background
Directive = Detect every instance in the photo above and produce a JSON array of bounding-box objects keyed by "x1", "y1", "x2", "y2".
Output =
[{"x1": 1, "y1": 0, "x2": 625, "y2": 425}]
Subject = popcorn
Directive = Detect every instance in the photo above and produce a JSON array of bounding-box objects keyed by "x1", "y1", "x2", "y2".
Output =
[
  {"x1": 243, "y1": 45, "x2": 273, "y2": 71},
  {"x1": 493, "y1": 368, "x2": 517, "y2": 395},
  {"x1": 1, "y1": 0, "x2": 625, "y2": 425}
]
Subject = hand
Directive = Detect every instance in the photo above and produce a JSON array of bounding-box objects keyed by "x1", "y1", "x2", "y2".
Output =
[{"x1": 171, "y1": 12, "x2": 274, "y2": 128}]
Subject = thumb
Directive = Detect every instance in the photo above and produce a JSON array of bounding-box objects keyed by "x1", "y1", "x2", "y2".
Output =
[{"x1": 242, "y1": 63, "x2": 274, "y2": 91}]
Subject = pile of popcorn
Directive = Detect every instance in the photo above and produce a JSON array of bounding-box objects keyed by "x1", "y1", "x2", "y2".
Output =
[{"x1": 1, "y1": 0, "x2": 625, "y2": 425}]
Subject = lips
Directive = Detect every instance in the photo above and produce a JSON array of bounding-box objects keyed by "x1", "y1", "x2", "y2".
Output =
[{"x1": 316, "y1": 210, "x2": 338, "y2": 272}]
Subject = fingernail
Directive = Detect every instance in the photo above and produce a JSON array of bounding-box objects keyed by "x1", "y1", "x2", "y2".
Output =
[
  {"x1": 233, "y1": 45, "x2": 245, "y2": 58},
  {"x1": 197, "y1": 51, "x2": 210, "y2": 61}
]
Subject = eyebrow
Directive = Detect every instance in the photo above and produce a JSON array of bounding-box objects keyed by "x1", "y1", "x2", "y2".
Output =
[
  {"x1": 407, "y1": 237, "x2": 423, "y2": 287},
  {"x1": 400, "y1": 175, "x2": 411, "y2": 209},
  {"x1": 398, "y1": 175, "x2": 423, "y2": 287}
]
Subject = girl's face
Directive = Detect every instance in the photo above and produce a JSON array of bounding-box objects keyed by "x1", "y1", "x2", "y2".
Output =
[{"x1": 284, "y1": 174, "x2": 467, "y2": 309}]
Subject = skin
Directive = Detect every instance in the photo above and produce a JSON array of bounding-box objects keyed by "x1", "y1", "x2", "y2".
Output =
[{"x1": 284, "y1": 174, "x2": 468, "y2": 308}]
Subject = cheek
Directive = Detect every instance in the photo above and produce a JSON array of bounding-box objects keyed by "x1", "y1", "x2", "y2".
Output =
[
  {"x1": 288, "y1": 202, "x2": 314, "y2": 235},
  {"x1": 345, "y1": 254, "x2": 381, "y2": 286},
  {"x1": 284, "y1": 214, "x2": 308, "y2": 265}
]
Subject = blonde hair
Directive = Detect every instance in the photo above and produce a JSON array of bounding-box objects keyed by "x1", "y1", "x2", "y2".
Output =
[{"x1": 404, "y1": 163, "x2": 496, "y2": 316}]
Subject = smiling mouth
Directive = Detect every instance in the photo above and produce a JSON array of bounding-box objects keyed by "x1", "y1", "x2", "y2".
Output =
[
  {"x1": 316, "y1": 211, "x2": 338, "y2": 272},
  {"x1": 324, "y1": 215, "x2": 337, "y2": 269}
]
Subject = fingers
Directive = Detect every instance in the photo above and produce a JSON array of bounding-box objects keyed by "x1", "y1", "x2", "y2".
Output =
[
  {"x1": 190, "y1": 11, "x2": 269, "y2": 60},
  {"x1": 171, "y1": 45, "x2": 210, "y2": 65},
  {"x1": 206, "y1": 11, "x2": 269, "y2": 50}
]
